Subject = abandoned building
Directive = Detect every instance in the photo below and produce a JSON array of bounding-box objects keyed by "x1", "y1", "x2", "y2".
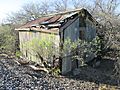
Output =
[{"x1": 15, "y1": 8, "x2": 97, "y2": 74}]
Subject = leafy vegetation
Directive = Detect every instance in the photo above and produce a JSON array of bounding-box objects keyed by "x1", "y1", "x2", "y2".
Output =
[
  {"x1": 21, "y1": 34, "x2": 59, "y2": 74},
  {"x1": 0, "y1": 0, "x2": 120, "y2": 86},
  {"x1": 0, "y1": 24, "x2": 16, "y2": 55},
  {"x1": 61, "y1": 36, "x2": 104, "y2": 66},
  {"x1": 15, "y1": 51, "x2": 22, "y2": 58}
]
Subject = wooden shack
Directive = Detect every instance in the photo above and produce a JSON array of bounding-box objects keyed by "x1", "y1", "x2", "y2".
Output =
[{"x1": 15, "y1": 8, "x2": 97, "y2": 75}]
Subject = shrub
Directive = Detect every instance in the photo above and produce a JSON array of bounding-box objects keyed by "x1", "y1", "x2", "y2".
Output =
[
  {"x1": 22, "y1": 34, "x2": 59, "y2": 67},
  {"x1": 61, "y1": 36, "x2": 103, "y2": 66},
  {"x1": 15, "y1": 51, "x2": 22, "y2": 58},
  {"x1": 0, "y1": 24, "x2": 16, "y2": 54}
]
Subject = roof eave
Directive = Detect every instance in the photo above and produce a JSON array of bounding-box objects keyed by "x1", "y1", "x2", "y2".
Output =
[
  {"x1": 15, "y1": 28, "x2": 30, "y2": 31},
  {"x1": 15, "y1": 27, "x2": 59, "y2": 35}
]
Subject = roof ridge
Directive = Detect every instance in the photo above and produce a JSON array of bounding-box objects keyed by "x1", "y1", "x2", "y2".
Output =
[{"x1": 42, "y1": 8, "x2": 84, "y2": 17}]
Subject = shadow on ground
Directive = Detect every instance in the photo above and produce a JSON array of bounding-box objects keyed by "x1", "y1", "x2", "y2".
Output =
[{"x1": 65, "y1": 59, "x2": 118, "y2": 86}]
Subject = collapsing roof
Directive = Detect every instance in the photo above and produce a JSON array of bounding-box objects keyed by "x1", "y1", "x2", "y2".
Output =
[
  {"x1": 16, "y1": 8, "x2": 98, "y2": 75},
  {"x1": 15, "y1": 8, "x2": 97, "y2": 34},
  {"x1": 20, "y1": 15, "x2": 62, "y2": 28}
]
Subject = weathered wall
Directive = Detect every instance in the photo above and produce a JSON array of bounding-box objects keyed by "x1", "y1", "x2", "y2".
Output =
[
  {"x1": 61, "y1": 16, "x2": 96, "y2": 75},
  {"x1": 19, "y1": 30, "x2": 60, "y2": 64},
  {"x1": 85, "y1": 17, "x2": 96, "y2": 41},
  {"x1": 62, "y1": 18, "x2": 80, "y2": 74}
]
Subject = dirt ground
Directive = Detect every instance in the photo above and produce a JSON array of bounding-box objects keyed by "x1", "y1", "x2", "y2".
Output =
[{"x1": 0, "y1": 56, "x2": 120, "y2": 90}]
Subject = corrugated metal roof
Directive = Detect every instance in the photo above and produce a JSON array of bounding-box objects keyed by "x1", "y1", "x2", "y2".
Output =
[
  {"x1": 20, "y1": 17, "x2": 51, "y2": 28},
  {"x1": 45, "y1": 15, "x2": 62, "y2": 24},
  {"x1": 59, "y1": 12, "x2": 78, "y2": 21},
  {"x1": 19, "y1": 11, "x2": 79, "y2": 29},
  {"x1": 20, "y1": 15, "x2": 62, "y2": 28},
  {"x1": 16, "y1": 8, "x2": 96, "y2": 31}
]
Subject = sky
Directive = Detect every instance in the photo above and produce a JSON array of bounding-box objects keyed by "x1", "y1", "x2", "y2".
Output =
[
  {"x1": 0, "y1": 0, "x2": 36, "y2": 22},
  {"x1": 0, "y1": 0, "x2": 90, "y2": 22},
  {"x1": 0, "y1": 0, "x2": 120, "y2": 23}
]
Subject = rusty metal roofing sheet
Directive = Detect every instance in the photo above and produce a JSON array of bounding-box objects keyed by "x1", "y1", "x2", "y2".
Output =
[
  {"x1": 59, "y1": 12, "x2": 78, "y2": 21},
  {"x1": 20, "y1": 15, "x2": 62, "y2": 28},
  {"x1": 20, "y1": 17, "x2": 51, "y2": 28},
  {"x1": 45, "y1": 15, "x2": 62, "y2": 24},
  {"x1": 17, "y1": 8, "x2": 96, "y2": 30},
  {"x1": 19, "y1": 12, "x2": 77, "y2": 29}
]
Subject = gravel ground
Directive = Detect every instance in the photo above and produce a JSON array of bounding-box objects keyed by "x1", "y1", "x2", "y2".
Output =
[{"x1": 0, "y1": 58, "x2": 120, "y2": 90}]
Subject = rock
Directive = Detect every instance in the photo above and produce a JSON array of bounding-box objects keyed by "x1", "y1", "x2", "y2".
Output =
[{"x1": 0, "y1": 58, "x2": 119, "y2": 90}]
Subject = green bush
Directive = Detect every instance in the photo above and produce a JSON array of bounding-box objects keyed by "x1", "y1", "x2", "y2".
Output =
[
  {"x1": 0, "y1": 24, "x2": 16, "y2": 54},
  {"x1": 15, "y1": 51, "x2": 22, "y2": 58},
  {"x1": 61, "y1": 36, "x2": 103, "y2": 66},
  {"x1": 22, "y1": 34, "x2": 59, "y2": 67}
]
